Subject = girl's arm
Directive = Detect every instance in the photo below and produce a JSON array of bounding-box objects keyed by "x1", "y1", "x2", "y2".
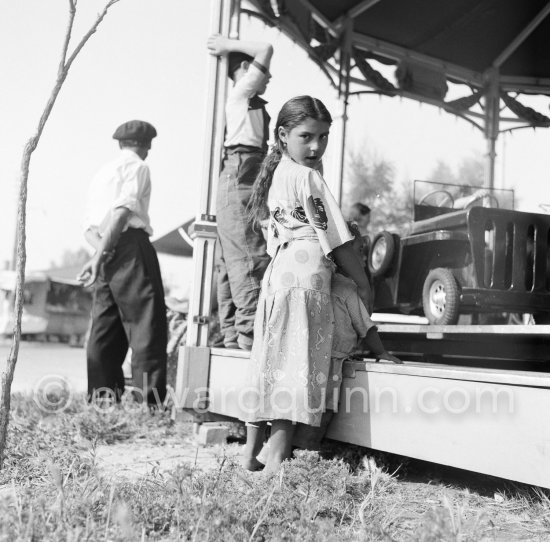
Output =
[{"x1": 332, "y1": 242, "x2": 373, "y2": 313}]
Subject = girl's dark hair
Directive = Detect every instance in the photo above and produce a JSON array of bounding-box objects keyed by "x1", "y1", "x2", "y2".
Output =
[{"x1": 248, "y1": 95, "x2": 332, "y2": 226}]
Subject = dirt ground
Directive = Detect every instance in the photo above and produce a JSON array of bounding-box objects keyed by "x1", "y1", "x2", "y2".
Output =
[
  {"x1": 95, "y1": 426, "x2": 243, "y2": 479},
  {"x1": 93, "y1": 420, "x2": 550, "y2": 541}
]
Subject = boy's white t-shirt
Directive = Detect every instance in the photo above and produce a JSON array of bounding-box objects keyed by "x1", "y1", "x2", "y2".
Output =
[{"x1": 224, "y1": 62, "x2": 267, "y2": 149}]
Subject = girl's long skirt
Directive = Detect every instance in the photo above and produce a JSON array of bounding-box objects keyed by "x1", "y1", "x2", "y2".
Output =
[{"x1": 242, "y1": 238, "x2": 334, "y2": 427}]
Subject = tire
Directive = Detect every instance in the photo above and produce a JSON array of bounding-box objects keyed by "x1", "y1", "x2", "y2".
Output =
[
  {"x1": 422, "y1": 268, "x2": 460, "y2": 325},
  {"x1": 368, "y1": 231, "x2": 395, "y2": 277}
]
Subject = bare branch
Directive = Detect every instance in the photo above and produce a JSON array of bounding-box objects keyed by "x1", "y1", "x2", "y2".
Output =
[
  {"x1": 59, "y1": 0, "x2": 77, "y2": 72},
  {"x1": 34, "y1": 0, "x2": 121, "y2": 156},
  {"x1": 0, "y1": 0, "x2": 122, "y2": 470},
  {"x1": 65, "y1": 0, "x2": 121, "y2": 73}
]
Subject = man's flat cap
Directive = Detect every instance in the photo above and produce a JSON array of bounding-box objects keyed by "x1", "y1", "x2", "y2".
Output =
[{"x1": 112, "y1": 120, "x2": 157, "y2": 142}]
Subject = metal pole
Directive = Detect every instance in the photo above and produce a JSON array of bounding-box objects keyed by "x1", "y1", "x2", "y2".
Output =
[
  {"x1": 229, "y1": 0, "x2": 241, "y2": 38},
  {"x1": 484, "y1": 69, "x2": 500, "y2": 189},
  {"x1": 330, "y1": 19, "x2": 351, "y2": 205},
  {"x1": 187, "y1": 0, "x2": 234, "y2": 349},
  {"x1": 176, "y1": 0, "x2": 239, "y2": 409}
]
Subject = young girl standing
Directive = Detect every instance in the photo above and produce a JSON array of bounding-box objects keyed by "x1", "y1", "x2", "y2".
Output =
[{"x1": 242, "y1": 96, "x2": 373, "y2": 473}]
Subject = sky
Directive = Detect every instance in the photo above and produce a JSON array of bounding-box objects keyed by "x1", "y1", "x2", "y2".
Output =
[{"x1": 1, "y1": 0, "x2": 550, "y2": 293}]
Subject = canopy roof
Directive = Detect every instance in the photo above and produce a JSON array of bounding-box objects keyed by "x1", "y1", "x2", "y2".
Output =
[
  {"x1": 152, "y1": 218, "x2": 194, "y2": 258},
  {"x1": 246, "y1": 0, "x2": 550, "y2": 129}
]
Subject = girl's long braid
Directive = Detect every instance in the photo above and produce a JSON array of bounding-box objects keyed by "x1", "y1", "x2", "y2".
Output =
[
  {"x1": 248, "y1": 95, "x2": 332, "y2": 227},
  {"x1": 248, "y1": 143, "x2": 282, "y2": 226}
]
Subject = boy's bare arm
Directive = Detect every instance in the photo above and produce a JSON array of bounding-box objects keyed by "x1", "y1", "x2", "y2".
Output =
[
  {"x1": 359, "y1": 328, "x2": 403, "y2": 364},
  {"x1": 207, "y1": 34, "x2": 273, "y2": 68}
]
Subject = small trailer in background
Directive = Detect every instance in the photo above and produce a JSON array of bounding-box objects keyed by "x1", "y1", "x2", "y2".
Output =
[{"x1": 0, "y1": 270, "x2": 92, "y2": 346}]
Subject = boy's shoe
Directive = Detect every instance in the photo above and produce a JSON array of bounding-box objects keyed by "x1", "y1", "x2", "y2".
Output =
[
  {"x1": 237, "y1": 336, "x2": 253, "y2": 351},
  {"x1": 210, "y1": 336, "x2": 225, "y2": 348}
]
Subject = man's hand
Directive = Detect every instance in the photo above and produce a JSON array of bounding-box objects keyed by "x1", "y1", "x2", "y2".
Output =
[
  {"x1": 207, "y1": 34, "x2": 230, "y2": 56},
  {"x1": 77, "y1": 254, "x2": 101, "y2": 288},
  {"x1": 79, "y1": 208, "x2": 128, "y2": 287}
]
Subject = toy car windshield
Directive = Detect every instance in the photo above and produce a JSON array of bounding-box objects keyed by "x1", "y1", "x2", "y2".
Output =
[{"x1": 413, "y1": 180, "x2": 515, "y2": 221}]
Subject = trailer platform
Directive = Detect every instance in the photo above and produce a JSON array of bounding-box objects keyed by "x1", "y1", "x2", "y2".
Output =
[{"x1": 196, "y1": 326, "x2": 550, "y2": 488}]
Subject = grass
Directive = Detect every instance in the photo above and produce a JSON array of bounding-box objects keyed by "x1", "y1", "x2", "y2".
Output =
[{"x1": 0, "y1": 393, "x2": 549, "y2": 541}]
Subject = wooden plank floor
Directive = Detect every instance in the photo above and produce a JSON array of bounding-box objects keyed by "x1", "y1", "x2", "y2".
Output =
[{"x1": 375, "y1": 325, "x2": 550, "y2": 365}]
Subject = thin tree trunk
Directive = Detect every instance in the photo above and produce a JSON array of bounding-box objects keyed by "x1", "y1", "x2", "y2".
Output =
[{"x1": 0, "y1": 0, "x2": 121, "y2": 469}]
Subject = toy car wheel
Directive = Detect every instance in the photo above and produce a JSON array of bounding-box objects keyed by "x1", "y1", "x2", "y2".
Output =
[
  {"x1": 368, "y1": 231, "x2": 395, "y2": 277},
  {"x1": 422, "y1": 268, "x2": 460, "y2": 325}
]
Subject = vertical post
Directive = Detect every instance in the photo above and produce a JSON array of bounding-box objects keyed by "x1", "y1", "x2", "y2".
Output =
[
  {"x1": 484, "y1": 69, "x2": 500, "y2": 189},
  {"x1": 176, "y1": 0, "x2": 239, "y2": 409},
  {"x1": 229, "y1": 0, "x2": 241, "y2": 38},
  {"x1": 329, "y1": 19, "x2": 351, "y2": 205}
]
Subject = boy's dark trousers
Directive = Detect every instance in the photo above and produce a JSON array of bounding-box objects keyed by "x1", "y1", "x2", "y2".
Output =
[
  {"x1": 216, "y1": 149, "x2": 270, "y2": 349},
  {"x1": 87, "y1": 228, "x2": 167, "y2": 405}
]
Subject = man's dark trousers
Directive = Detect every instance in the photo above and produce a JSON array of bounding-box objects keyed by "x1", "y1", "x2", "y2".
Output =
[{"x1": 87, "y1": 228, "x2": 167, "y2": 405}]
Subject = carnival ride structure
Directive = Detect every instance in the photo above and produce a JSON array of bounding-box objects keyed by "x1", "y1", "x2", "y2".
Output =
[{"x1": 177, "y1": 0, "x2": 550, "y2": 488}]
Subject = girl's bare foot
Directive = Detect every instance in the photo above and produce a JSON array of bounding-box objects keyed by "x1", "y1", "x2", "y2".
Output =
[
  {"x1": 241, "y1": 456, "x2": 265, "y2": 471},
  {"x1": 262, "y1": 464, "x2": 280, "y2": 477}
]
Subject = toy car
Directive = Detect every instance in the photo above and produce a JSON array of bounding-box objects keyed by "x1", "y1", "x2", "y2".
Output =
[{"x1": 367, "y1": 180, "x2": 550, "y2": 324}]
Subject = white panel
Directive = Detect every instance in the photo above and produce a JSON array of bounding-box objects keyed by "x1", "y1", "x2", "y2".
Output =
[
  {"x1": 206, "y1": 353, "x2": 550, "y2": 487},
  {"x1": 327, "y1": 370, "x2": 550, "y2": 488}
]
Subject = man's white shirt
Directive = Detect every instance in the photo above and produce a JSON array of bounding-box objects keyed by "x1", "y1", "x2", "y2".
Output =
[{"x1": 85, "y1": 148, "x2": 153, "y2": 236}]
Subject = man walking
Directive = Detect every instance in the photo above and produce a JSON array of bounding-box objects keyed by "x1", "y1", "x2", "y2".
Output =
[{"x1": 78, "y1": 120, "x2": 167, "y2": 406}]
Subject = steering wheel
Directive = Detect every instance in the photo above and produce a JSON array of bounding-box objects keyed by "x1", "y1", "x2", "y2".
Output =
[
  {"x1": 418, "y1": 190, "x2": 454, "y2": 208},
  {"x1": 465, "y1": 193, "x2": 499, "y2": 209}
]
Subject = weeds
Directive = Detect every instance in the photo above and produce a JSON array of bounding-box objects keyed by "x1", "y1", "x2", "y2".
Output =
[{"x1": 0, "y1": 394, "x2": 548, "y2": 541}]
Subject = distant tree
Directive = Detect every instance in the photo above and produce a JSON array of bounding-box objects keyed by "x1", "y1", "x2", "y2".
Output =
[
  {"x1": 342, "y1": 148, "x2": 413, "y2": 235},
  {"x1": 428, "y1": 160, "x2": 456, "y2": 184},
  {"x1": 52, "y1": 247, "x2": 92, "y2": 269},
  {"x1": 0, "y1": 0, "x2": 122, "y2": 470},
  {"x1": 457, "y1": 155, "x2": 484, "y2": 187},
  {"x1": 428, "y1": 154, "x2": 485, "y2": 187},
  {"x1": 344, "y1": 150, "x2": 395, "y2": 206}
]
